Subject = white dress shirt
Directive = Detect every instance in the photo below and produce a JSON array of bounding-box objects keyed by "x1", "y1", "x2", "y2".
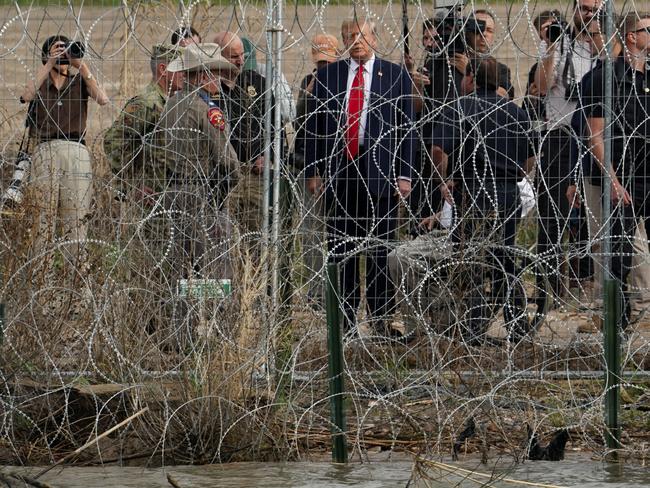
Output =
[
  {"x1": 540, "y1": 36, "x2": 596, "y2": 128},
  {"x1": 345, "y1": 55, "x2": 375, "y2": 146}
]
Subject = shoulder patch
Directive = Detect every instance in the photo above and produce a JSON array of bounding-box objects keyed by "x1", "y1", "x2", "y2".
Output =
[
  {"x1": 208, "y1": 107, "x2": 226, "y2": 131},
  {"x1": 124, "y1": 102, "x2": 140, "y2": 115}
]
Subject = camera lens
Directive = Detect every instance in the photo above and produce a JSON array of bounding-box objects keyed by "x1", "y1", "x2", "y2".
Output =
[
  {"x1": 68, "y1": 41, "x2": 85, "y2": 59},
  {"x1": 548, "y1": 23, "x2": 566, "y2": 43}
]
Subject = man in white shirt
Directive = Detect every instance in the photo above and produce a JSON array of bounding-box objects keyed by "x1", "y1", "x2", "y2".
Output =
[{"x1": 532, "y1": 0, "x2": 600, "y2": 321}]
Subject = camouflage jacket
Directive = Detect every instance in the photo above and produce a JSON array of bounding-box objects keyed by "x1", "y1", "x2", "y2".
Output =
[
  {"x1": 157, "y1": 87, "x2": 239, "y2": 201},
  {"x1": 103, "y1": 82, "x2": 168, "y2": 195}
]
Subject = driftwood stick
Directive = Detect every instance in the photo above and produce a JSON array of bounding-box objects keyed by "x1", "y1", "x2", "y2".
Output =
[
  {"x1": 166, "y1": 473, "x2": 183, "y2": 488},
  {"x1": 33, "y1": 407, "x2": 149, "y2": 480},
  {"x1": 0, "y1": 472, "x2": 16, "y2": 488},
  {"x1": 0, "y1": 470, "x2": 55, "y2": 488}
]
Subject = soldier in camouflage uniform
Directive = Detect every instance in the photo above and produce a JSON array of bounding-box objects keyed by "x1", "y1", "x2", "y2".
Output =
[
  {"x1": 158, "y1": 43, "x2": 240, "y2": 281},
  {"x1": 104, "y1": 44, "x2": 183, "y2": 200}
]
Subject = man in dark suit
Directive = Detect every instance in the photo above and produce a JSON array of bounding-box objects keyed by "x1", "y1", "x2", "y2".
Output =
[{"x1": 305, "y1": 19, "x2": 414, "y2": 337}]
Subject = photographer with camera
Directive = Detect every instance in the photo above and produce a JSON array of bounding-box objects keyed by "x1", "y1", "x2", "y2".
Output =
[
  {"x1": 19, "y1": 35, "x2": 108, "y2": 265},
  {"x1": 532, "y1": 0, "x2": 600, "y2": 320},
  {"x1": 412, "y1": 12, "x2": 470, "y2": 226},
  {"x1": 422, "y1": 11, "x2": 466, "y2": 110},
  {"x1": 402, "y1": 19, "x2": 441, "y2": 228},
  {"x1": 465, "y1": 10, "x2": 514, "y2": 100},
  {"x1": 415, "y1": 8, "x2": 513, "y2": 223}
]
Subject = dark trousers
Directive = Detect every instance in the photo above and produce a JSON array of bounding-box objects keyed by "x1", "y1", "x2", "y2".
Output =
[
  {"x1": 611, "y1": 185, "x2": 650, "y2": 329},
  {"x1": 326, "y1": 165, "x2": 398, "y2": 330},
  {"x1": 409, "y1": 149, "x2": 443, "y2": 222},
  {"x1": 536, "y1": 129, "x2": 593, "y2": 312},
  {"x1": 453, "y1": 182, "x2": 526, "y2": 339}
]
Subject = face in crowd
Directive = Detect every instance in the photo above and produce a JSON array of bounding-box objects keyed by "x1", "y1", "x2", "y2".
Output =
[
  {"x1": 587, "y1": 18, "x2": 606, "y2": 56},
  {"x1": 167, "y1": 69, "x2": 184, "y2": 91},
  {"x1": 219, "y1": 36, "x2": 245, "y2": 70},
  {"x1": 200, "y1": 69, "x2": 222, "y2": 95},
  {"x1": 468, "y1": 12, "x2": 496, "y2": 54},
  {"x1": 342, "y1": 21, "x2": 377, "y2": 63},
  {"x1": 574, "y1": 0, "x2": 602, "y2": 30},
  {"x1": 423, "y1": 24, "x2": 439, "y2": 51},
  {"x1": 627, "y1": 16, "x2": 650, "y2": 54},
  {"x1": 156, "y1": 60, "x2": 184, "y2": 91}
]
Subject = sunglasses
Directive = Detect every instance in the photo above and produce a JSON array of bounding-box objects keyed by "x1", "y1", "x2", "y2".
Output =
[{"x1": 634, "y1": 26, "x2": 650, "y2": 34}]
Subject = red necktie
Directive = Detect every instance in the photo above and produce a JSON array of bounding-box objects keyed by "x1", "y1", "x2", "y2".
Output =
[{"x1": 346, "y1": 62, "x2": 365, "y2": 160}]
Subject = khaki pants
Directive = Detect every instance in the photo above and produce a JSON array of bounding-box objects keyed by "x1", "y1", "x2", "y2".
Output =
[
  {"x1": 583, "y1": 181, "x2": 650, "y2": 311},
  {"x1": 29, "y1": 140, "x2": 93, "y2": 262},
  {"x1": 227, "y1": 170, "x2": 265, "y2": 233},
  {"x1": 388, "y1": 230, "x2": 454, "y2": 331}
]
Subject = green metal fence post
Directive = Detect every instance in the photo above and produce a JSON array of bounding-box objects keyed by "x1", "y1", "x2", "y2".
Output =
[
  {"x1": 326, "y1": 263, "x2": 347, "y2": 463},
  {"x1": 602, "y1": 0, "x2": 621, "y2": 451},
  {"x1": 604, "y1": 280, "x2": 621, "y2": 449}
]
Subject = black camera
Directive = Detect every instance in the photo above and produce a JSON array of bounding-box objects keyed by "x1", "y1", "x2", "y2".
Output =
[
  {"x1": 547, "y1": 21, "x2": 569, "y2": 44},
  {"x1": 435, "y1": 12, "x2": 486, "y2": 56},
  {"x1": 56, "y1": 41, "x2": 85, "y2": 65}
]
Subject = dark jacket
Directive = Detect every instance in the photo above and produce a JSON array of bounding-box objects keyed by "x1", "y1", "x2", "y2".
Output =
[
  {"x1": 430, "y1": 88, "x2": 536, "y2": 185},
  {"x1": 305, "y1": 57, "x2": 415, "y2": 196}
]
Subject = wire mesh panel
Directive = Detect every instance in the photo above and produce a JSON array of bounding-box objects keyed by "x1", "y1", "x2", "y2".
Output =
[{"x1": 0, "y1": 0, "x2": 648, "y2": 471}]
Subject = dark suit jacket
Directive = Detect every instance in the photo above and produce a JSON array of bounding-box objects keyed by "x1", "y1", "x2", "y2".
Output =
[{"x1": 305, "y1": 57, "x2": 415, "y2": 197}]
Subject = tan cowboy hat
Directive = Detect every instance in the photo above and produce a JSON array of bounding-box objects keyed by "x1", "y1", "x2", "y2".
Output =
[{"x1": 166, "y1": 43, "x2": 236, "y2": 72}]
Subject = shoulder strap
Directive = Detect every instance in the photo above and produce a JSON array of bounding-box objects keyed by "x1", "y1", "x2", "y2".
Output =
[{"x1": 561, "y1": 35, "x2": 577, "y2": 88}]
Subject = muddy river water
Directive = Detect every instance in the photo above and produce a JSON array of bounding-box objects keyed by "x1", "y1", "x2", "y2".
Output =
[{"x1": 6, "y1": 456, "x2": 650, "y2": 487}]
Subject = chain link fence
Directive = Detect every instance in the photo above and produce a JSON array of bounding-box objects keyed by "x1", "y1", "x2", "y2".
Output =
[{"x1": 0, "y1": 0, "x2": 648, "y2": 470}]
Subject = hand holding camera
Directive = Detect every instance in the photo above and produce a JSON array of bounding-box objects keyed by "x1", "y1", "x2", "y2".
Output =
[
  {"x1": 541, "y1": 19, "x2": 570, "y2": 49},
  {"x1": 449, "y1": 52, "x2": 469, "y2": 75},
  {"x1": 45, "y1": 40, "x2": 85, "y2": 68}
]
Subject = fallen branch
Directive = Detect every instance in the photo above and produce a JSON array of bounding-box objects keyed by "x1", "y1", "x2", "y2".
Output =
[
  {"x1": 0, "y1": 470, "x2": 55, "y2": 488},
  {"x1": 413, "y1": 455, "x2": 569, "y2": 488},
  {"x1": 166, "y1": 473, "x2": 183, "y2": 488},
  {"x1": 33, "y1": 407, "x2": 149, "y2": 480},
  {"x1": 79, "y1": 451, "x2": 153, "y2": 466},
  {"x1": 0, "y1": 472, "x2": 16, "y2": 488}
]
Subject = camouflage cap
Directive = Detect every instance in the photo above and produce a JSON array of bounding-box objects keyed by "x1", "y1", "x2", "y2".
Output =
[{"x1": 151, "y1": 43, "x2": 181, "y2": 63}]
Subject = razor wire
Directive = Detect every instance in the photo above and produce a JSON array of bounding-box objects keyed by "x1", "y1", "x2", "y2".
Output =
[{"x1": 0, "y1": 0, "x2": 648, "y2": 470}]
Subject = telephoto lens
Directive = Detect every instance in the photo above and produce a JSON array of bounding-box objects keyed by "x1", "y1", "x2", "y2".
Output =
[{"x1": 1, "y1": 153, "x2": 31, "y2": 209}]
